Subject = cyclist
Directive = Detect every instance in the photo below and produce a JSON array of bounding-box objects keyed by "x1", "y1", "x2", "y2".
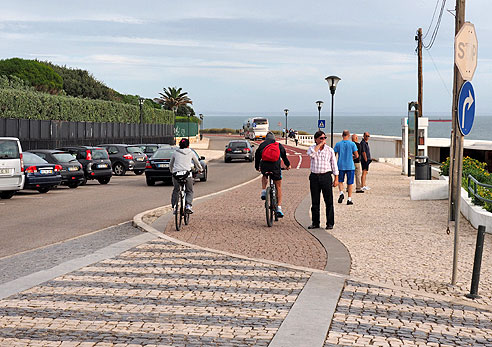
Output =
[
  {"x1": 170, "y1": 138, "x2": 202, "y2": 214},
  {"x1": 254, "y1": 131, "x2": 291, "y2": 217}
]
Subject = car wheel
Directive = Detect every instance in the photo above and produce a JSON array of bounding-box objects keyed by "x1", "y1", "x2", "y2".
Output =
[
  {"x1": 80, "y1": 177, "x2": 87, "y2": 186},
  {"x1": 113, "y1": 163, "x2": 126, "y2": 176},
  {"x1": 200, "y1": 168, "x2": 208, "y2": 182},
  {"x1": 0, "y1": 191, "x2": 15, "y2": 199},
  {"x1": 146, "y1": 177, "x2": 155, "y2": 186},
  {"x1": 98, "y1": 177, "x2": 111, "y2": 185},
  {"x1": 37, "y1": 187, "x2": 50, "y2": 194},
  {"x1": 224, "y1": 157, "x2": 231, "y2": 163},
  {"x1": 67, "y1": 182, "x2": 79, "y2": 188},
  {"x1": 134, "y1": 170, "x2": 144, "y2": 175}
]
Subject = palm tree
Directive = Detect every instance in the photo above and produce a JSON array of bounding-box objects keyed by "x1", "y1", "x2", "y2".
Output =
[{"x1": 155, "y1": 87, "x2": 192, "y2": 112}]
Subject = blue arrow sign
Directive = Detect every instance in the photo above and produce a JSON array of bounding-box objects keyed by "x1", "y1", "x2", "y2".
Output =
[
  {"x1": 252, "y1": 122, "x2": 256, "y2": 128},
  {"x1": 458, "y1": 81, "x2": 475, "y2": 136},
  {"x1": 318, "y1": 119, "x2": 326, "y2": 128}
]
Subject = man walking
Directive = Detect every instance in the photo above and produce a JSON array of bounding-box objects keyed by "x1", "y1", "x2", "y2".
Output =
[
  {"x1": 360, "y1": 132, "x2": 372, "y2": 191},
  {"x1": 307, "y1": 130, "x2": 338, "y2": 230},
  {"x1": 334, "y1": 130, "x2": 359, "y2": 205},
  {"x1": 352, "y1": 134, "x2": 363, "y2": 193}
]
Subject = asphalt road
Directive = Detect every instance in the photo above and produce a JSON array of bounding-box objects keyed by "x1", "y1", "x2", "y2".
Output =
[{"x1": 0, "y1": 136, "x2": 259, "y2": 258}]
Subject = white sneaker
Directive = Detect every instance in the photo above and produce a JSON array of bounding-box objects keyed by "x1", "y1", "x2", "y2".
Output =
[{"x1": 362, "y1": 186, "x2": 371, "y2": 191}]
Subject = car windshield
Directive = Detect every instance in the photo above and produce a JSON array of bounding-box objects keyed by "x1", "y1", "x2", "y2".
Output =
[
  {"x1": 127, "y1": 146, "x2": 143, "y2": 154},
  {"x1": 53, "y1": 153, "x2": 77, "y2": 162},
  {"x1": 253, "y1": 118, "x2": 268, "y2": 125},
  {"x1": 152, "y1": 149, "x2": 175, "y2": 159},
  {"x1": 230, "y1": 142, "x2": 248, "y2": 149},
  {"x1": 24, "y1": 152, "x2": 48, "y2": 164},
  {"x1": 0, "y1": 140, "x2": 20, "y2": 159},
  {"x1": 92, "y1": 149, "x2": 108, "y2": 159}
]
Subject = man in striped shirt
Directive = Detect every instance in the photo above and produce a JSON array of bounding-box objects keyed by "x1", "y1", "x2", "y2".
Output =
[{"x1": 307, "y1": 130, "x2": 339, "y2": 230}]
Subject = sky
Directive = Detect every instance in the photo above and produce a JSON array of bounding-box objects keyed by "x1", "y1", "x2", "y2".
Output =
[{"x1": 1, "y1": 1, "x2": 491, "y2": 117}]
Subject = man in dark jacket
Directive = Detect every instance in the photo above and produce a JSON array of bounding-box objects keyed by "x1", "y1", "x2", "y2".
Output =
[{"x1": 254, "y1": 131, "x2": 291, "y2": 217}]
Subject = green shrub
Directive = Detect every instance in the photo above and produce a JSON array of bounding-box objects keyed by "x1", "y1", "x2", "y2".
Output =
[
  {"x1": 203, "y1": 128, "x2": 240, "y2": 134},
  {"x1": 0, "y1": 58, "x2": 63, "y2": 93},
  {"x1": 0, "y1": 88, "x2": 173, "y2": 124}
]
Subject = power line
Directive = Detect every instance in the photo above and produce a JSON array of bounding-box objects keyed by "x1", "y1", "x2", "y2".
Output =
[
  {"x1": 423, "y1": 0, "x2": 447, "y2": 50},
  {"x1": 423, "y1": 0, "x2": 441, "y2": 40},
  {"x1": 425, "y1": 49, "x2": 452, "y2": 97}
]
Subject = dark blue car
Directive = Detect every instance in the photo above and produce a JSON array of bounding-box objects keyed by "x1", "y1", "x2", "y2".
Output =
[{"x1": 23, "y1": 152, "x2": 62, "y2": 193}]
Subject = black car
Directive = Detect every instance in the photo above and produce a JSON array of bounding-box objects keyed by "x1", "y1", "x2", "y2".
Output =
[
  {"x1": 145, "y1": 147, "x2": 207, "y2": 186},
  {"x1": 225, "y1": 140, "x2": 254, "y2": 162},
  {"x1": 135, "y1": 144, "x2": 171, "y2": 156},
  {"x1": 29, "y1": 149, "x2": 85, "y2": 188},
  {"x1": 23, "y1": 152, "x2": 62, "y2": 193},
  {"x1": 98, "y1": 144, "x2": 147, "y2": 176},
  {"x1": 56, "y1": 146, "x2": 112, "y2": 185}
]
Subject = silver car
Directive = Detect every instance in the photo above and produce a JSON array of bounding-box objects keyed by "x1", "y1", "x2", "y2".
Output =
[{"x1": 0, "y1": 137, "x2": 25, "y2": 199}]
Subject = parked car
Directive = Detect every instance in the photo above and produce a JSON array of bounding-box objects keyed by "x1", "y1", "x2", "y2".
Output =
[
  {"x1": 135, "y1": 143, "x2": 172, "y2": 156},
  {"x1": 0, "y1": 137, "x2": 25, "y2": 199},
  {"x1": 145, "y1": 147, "x2": 207, "y2": 186},
  {"x1": 22, "y1": 152, "x2": 62, "y2": 193},
  {"x1": 56, "y1": 146, "x2": 112, "y2": 185},
  {"x1": 29, "y1": 149, "x2": 85, "y2": 188},
  {"x1": 98, "y1": 144, "x2": 147, "y2": 176},
  {"x1": 224, "y1": 140, "x2": 255, "y2": 162}
]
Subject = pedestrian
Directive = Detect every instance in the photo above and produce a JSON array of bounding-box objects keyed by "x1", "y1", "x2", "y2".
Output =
[
  {"x1": 334, "y1": 130, "x2": 359, "y2": 205},
  {"x1": 352, "y1": 134, "x2": 363, "y2": 193},
  {"x1": 282, "y1": 128, "x2": 285, "y2": 138},
  {"x1": 294, "y1": 130, "x2": 298, "y2": 146},
  {"x1": 360, "y1": 131, "x2": 372, "y2": 191},
  {"x1": 307, "y1": 130, "x2": 338, "y2": 230}
]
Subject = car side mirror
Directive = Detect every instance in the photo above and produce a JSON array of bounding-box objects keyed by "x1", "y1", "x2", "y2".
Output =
[{"x1": 200, "y1": 156, "x2": 205, "y2": 160}]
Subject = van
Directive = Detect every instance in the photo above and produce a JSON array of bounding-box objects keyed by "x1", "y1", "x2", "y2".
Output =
[{"x1": 0, "y1": 137, "x2": 25, "y2": 199}]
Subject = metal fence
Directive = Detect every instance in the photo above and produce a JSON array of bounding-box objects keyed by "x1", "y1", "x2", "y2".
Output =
[
  {"x1": 467, "y1": 174, "x2": 492, "y2": 204},
  {"x1": 0, "y1": 118, "x2": 174, "y2": 150}
]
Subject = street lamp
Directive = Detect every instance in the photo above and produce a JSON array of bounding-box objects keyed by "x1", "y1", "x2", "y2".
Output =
[
  {"x1": 199, "y1": 113, "x2": 204, "y2": 141},
  {"x1": 325, "y1": 76, "x2": 341, "y2": 148},
  {"x1": 138, "y1": 97, "x2": 144, "y2": 143},
  {"x1": 316, "y1": 100, "x2": 323, "y2": 130},
  {"x1": 284, "y1": 109, "x2": 289, "y2": 145},
  {"x1": 187, "y1": 111, "x2": 191, "y2": 141}
]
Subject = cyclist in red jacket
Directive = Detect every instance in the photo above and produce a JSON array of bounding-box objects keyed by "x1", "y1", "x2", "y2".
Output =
[{"x1": 254, "y1": 132, "x2": 291, "y2": 217}]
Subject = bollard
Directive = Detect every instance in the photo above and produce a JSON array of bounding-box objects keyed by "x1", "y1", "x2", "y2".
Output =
[{"x1": 465, "y1": 225, "x2": 486, "y2": 299}]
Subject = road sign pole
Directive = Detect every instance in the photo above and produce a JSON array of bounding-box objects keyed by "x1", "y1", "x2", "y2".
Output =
[{"x1": 449, "y1": 0, "x2": 466, "y2": 286}]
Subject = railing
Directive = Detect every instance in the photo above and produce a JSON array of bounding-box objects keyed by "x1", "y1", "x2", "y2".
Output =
[{"x1": 467, "y1": 174, "x2": 492, "y2": 204}]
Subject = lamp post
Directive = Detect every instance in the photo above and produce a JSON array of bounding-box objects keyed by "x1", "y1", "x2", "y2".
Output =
[
  {"x1": 138, "y1": 97, "x2": 144, "y2": 143},
  {"x1": 325, "y1": 76, "x2": 341, "y2": 148},
  {"x1": 199, "y1": 113, "x2": 204, "y2": 141},
  {"x1": 316, "y1": 100, "x2": 323, "y2": 130},
  {"x1": 284, "y1": 109, "x2": 289, "y2": 145},
  {"x1": 187, "y1": 111, "x2": 191, "y2": 141}
]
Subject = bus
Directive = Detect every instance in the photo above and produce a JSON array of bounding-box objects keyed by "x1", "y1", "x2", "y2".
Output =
[{"x1": 243, "y1": 117, "x2": 269, "y2": 140}]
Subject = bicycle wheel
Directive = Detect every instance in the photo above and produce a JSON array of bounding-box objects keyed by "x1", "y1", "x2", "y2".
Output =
[
  {"x1": 265, "y1": 187, "x2": 273, "y2": 227},
  {"x1": 272, "y1": 187, "x2": 278, "y2": 222},
  {"x1": 175, "y1": 191, "x2": 183, "y2": 231},
  {"x1": 183, "y1": 195, "x2": 190, "y2": 225}
]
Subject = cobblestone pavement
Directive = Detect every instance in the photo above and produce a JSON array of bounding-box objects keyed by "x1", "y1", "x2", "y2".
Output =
[
  {"x1": 164, "y1": 168, "x2": 327, "y2": 270},
  {"x1": 0, "y1": 239, "x2": 310, "y2": 346}
]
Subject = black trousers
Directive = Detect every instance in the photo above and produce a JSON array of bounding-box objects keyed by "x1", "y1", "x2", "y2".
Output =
[{"x1": 309, "y1": 172, "x2": 334, "y2": 227}]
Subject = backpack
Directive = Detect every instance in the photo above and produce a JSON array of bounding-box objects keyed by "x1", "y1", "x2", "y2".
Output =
[{"x1": 261, "y1": 142, "x2": 280, "y2": 162}]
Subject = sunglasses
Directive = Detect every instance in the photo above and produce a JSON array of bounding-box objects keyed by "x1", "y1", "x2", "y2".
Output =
[{"x1": 318, "y1": 136, "x2": 327, "y2": 140}]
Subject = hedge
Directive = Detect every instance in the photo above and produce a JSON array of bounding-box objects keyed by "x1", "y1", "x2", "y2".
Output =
[{"x1": 0, "y1": 88, "x2": 174, "y2": 124}]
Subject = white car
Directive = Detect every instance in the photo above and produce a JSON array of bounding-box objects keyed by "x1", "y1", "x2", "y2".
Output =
[{"x1": 0, "y1": 137, "x2": 25, "y2": 199}]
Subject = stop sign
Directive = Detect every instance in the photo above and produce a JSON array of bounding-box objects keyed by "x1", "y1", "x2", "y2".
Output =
[{"x1": 455, "y1": 22, "x2": 478, "y2": 81}]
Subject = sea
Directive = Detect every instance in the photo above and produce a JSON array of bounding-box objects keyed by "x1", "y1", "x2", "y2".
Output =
[{"x1": 202, "y1": 112, "x2": 492, "y2": 141}]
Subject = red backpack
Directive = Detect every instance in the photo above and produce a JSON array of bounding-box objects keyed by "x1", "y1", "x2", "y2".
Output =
[{"x1": 261, "y1": 142, "x2": 280, "y2": 162}]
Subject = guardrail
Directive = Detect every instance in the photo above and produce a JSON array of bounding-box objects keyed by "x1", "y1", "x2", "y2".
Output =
[{"x1": 467, "y1": 174, "x2": 492, "y2": 204}]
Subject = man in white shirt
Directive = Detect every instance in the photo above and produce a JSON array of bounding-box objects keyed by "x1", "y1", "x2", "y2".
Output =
[{"x1": 307, "y1": 131, "x2": 339, "y2": 230}]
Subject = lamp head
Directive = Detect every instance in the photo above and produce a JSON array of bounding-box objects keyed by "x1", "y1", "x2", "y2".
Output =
[
  {"x1": 316, "y1": 100, "x2": 324, "y2": 110},
  {"x1": 325, "y1": 76, "x2": 341, "y2": 94},
  {"x1": 284, "y1": 109, "x2": 289, "y2": 116},
  {"x1": 138, "y1": 97, "x2": 144, "y2": 106}
]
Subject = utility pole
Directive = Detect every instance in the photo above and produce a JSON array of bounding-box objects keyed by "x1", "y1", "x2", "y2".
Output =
[
  {"x1": 449, "y1": 0, "x2": 466, "y2": 285},
  {"x1": 417, "y1": 28, "x2": 423, "y2": 120}
]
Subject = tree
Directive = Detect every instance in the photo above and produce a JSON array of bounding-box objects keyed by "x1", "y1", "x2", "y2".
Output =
[
  {"x1": 0, "y1": 58, "x2": 63, "y2": 93},
  {"x1": 155, "y1": 87, "x2": 192, "y2": 113}
]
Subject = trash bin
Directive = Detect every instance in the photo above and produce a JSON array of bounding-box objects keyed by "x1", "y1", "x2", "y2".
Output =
[{"x1": 415, "y1": 156, "x2": 431, "y2": 180}]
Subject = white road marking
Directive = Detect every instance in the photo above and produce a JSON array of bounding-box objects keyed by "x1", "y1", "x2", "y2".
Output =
[{"x1": 296, "y1": 155, "x2": 302, "y2": 169}]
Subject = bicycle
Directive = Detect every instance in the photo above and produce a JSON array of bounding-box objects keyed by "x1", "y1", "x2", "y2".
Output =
[
  {"x1": 173, "y1": 170, "x2": 191, "y2": 231},
  {"x1": 264, "y1": 169, "x2": 284, "y2": 227}
]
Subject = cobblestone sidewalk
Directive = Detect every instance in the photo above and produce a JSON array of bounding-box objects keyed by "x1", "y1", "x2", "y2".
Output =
[{"x1": 0, "y1": 239, "x2": 311, "y2": 346}]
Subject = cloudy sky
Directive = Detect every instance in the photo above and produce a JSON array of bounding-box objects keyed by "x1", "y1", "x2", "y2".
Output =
[{"x1": 1, "y1": 1, "x2": 491, "y2": 117}]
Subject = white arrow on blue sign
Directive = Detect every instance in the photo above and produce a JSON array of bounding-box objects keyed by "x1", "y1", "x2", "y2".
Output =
[
  {"x1": 457, "y1": 81, "x2": 475, "y2": 136},
  {"x1": 318, "y1": 120, "x2": 326, "y2": 128},
  {"x1": 252, "y1": 122, "x2": 257, "y2": 128}
]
